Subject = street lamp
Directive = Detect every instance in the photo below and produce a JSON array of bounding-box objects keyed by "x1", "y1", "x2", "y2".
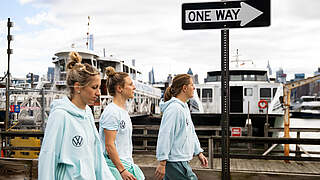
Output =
[{"x1": 5, "y1": 18, "x2": 14, "y2": 131}]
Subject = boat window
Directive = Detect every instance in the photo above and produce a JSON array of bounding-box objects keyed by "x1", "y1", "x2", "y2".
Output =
[
  {"x1": 244, "y1": 88, "x2": 253, "y2": 96},
  {"x1": 196, "y1": 88, "x2": 201, "y2": 98},
  {"x1": 314, "y1": 107, "x2": 320, "y2": 110},
  {"x1": 243, "y1": 74, "x2": 255, "y2": 81},
  {"x1": 202, "y1": 88, "x2": 212, "y2": 102},
  {"x1": 60, "y1": 73, "x2": 66, "y2": 81},
  {"x1": 59, "y1": 59, "x2": 66, "y2": 72},
  {"x1": 273, "y1": 88, "x2": 277, "y2": 98},
  {"x1": 123, "y1": 65, "x2": 129, "y2": 73},
  {"x1": 230, "y1": 75, "x2": 242, "y2": 81},
  {"x1": 206, "y1": 75, "x2": 217, "y2": 82},
  {"x1": 82, "y1": 58, "x2": 91, "y2": 65},
  {"x1": 260, "y1": 88, "x2": 271, "y2": 98},
  {"x1": 256, "y1": 74, "x2": 267, "y2": 81}
]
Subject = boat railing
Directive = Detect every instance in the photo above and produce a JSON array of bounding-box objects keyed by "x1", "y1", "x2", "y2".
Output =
[{"x1": 3, "y1": 89, "x2": 66, "y2": 130}]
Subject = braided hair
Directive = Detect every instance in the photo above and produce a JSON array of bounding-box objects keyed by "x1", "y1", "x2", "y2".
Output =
[{"x1": 66, "y1": 51, "x2": 99, "y2": 99}]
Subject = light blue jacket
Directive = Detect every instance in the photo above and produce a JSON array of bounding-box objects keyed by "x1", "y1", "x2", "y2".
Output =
[
  {"x1": 156, "y1": 97, "x2": 203, "y2": 162},
  {"x1": 38, "y1": 96, "x2": 114, "y2": 180}
]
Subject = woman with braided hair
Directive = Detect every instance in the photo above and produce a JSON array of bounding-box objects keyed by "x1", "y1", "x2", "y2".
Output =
[
  {"x1": 155, "y1": 74, "x2": 208, "y2": 180},
  {"x1": 38, "y1": 52, "x2": 114, "y2": 180},
  {"x1": 99, "y1": 66, "x2": 145, "y2": 180}
]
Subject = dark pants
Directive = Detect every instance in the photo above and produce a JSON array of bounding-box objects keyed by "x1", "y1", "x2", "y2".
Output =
[{"x1": 164, "y1": 161, "x2": 198, "y2": 180}]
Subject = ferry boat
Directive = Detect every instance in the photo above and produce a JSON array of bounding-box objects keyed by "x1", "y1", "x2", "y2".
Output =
[
  {"x1": 291, "y1": 96, "x2": 320, "y2": 118},
  {"x1": 51, "y1": 44, "x2": 162, "y2": 119},
  {"x1": 193, "y1": 51, "x2": 284, "y2": 136}
]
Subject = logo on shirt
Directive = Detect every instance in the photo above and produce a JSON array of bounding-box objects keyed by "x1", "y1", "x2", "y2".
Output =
[
  {"x1": 72, "y1": 135, "x2": 83, "y2": 147},
  {"x1": 120, "y1": 120, "x2": 126, "y2": 129}
]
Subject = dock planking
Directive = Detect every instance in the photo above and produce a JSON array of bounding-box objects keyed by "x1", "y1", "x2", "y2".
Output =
[
  {"x1": 1, "y1": 155, "x2": 320, "y2": 179},
  {"x1": 133, "y1": 155, "x2": 320, "y2": 179}
]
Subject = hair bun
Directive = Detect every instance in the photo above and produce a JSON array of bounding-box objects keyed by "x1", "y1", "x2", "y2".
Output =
[
  {"x1": 67, "y1": 52, "x2": 82, "y2": 70},
  {"x1": 105, "y1": 66, "x2": 116, "y2": 76}
]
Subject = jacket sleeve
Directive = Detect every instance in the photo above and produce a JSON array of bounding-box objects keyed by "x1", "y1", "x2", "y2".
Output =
[
  {"x1": 191, "y1": 122, "x2": 203, "y2": 156},
  {"x1": 38, "y1": 109, "x2": 66, "y2": 180},
  {"x1": 156, "y1": 106, "x2": 181, "y2": 161}
]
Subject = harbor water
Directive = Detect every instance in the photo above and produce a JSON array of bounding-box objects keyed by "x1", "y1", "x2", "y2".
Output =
[{"x1": 277, "y1": 118, "x2": 320, "y2": 157}]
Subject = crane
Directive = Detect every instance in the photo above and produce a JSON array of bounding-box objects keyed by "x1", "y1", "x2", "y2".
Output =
[{"x1": 283, "y1": 74, "x2": 320, "y2": 157}]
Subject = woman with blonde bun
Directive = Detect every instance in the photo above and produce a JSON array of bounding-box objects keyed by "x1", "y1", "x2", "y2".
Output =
[
  {"x1": 99, "y1": 66, "x2": 145, "y2": 180},
  {"x1": 155, "y1": 74, "x2": 208, "y2": 180},
  {"x1": 39, "y1": 52, "x2": 114, "y2": 180}
]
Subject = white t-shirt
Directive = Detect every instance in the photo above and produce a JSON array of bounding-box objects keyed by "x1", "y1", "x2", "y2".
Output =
[{"x1": 99, "y1": 103, "x2": 133, "y2": 164}]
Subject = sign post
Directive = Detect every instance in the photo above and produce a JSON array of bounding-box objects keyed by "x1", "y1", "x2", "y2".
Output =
[
  {"x1": 182, "y1": 1, "x2": 270, "y2": 179},
  {"x1": 221, "y1": 28, "x2": 230, "y2": 179}
]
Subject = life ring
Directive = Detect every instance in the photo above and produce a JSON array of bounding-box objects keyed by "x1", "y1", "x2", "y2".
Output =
[{"x1": 258, "y1": 99, "x2": 268, "y2": 109}]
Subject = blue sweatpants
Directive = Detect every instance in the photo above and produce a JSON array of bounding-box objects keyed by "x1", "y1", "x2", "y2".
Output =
[{"x1": 164, "y1": 161, "x2": 198, "y2": 180}]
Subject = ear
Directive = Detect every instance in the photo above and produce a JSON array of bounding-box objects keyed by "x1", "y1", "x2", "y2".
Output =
[
  {"x1": 115, "y1": 84, "x2": 123, "y2": 94},
  {"x1": 183, "y1": 84, "x2": 188, "y2": 93},
  {"x1": 74, "y1": 82, "x2": 81, "y2": 92}
]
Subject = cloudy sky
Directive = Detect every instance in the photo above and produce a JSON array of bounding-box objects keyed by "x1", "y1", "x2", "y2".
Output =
[{"x1": 1, "y1": 0, "x2": 320, "y2": 83}]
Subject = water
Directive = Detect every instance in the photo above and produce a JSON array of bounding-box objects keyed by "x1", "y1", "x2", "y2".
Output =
[{"x1": 277, "y1": 118, "x2": 320, "y2": 157}]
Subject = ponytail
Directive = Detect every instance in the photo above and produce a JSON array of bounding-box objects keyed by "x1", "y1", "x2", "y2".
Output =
[{"x1": 163, "y1": 74, "x2": 191, "y2": 102}]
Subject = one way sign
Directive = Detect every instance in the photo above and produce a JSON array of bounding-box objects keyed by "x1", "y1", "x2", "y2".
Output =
[{"x1": 182, "y1": 0, "x2": 270, "y2": 30}]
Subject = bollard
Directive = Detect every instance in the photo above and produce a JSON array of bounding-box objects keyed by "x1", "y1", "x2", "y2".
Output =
[
  {"x1": 24, "y1": 163, "x2": 32, "y2": 180},
  {"x1": 246, "y1": 118, "x2": 252, "y2": 153},
  {"x1": 295, "y1": 132, "x2": 301, "y2": 157},
  {"x1": 264, "y1": 122, "x2": 269, "y2": 150},
  {"x1": 208, "y1": 137, "x2": 213, "y2": 169},
  {"x1": 143, "y1": 129, "x2": 147, "y2": 150}
]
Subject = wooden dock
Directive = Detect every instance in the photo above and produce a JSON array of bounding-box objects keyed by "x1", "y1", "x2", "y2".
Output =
[
  {"x1": 1, "y1": 154, "x2": 320, "y2": 179},
  {"x1": 134, "y1": 154, "x2": 320, "y2": 180}
]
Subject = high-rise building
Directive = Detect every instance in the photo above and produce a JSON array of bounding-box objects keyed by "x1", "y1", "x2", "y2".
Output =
[
  {"x1": 292, "y1": 73, "x2": 308, "y2": 100},
  {"x1": 148, "y1": 67, "x2": 155, "y2": 84},
  {"x1": 187, "y1": 68, "x2": 193, "y2": 75},
  {"x1": 275, "y1": 68, "x2": 286, "y2": 83},
  {"x1": 193, "y1": 74, "x2": 199, "y2": 84},
  {"x1": 89, "y1": 34, "x2": 94, "y2": 50},
  {"x1": 26, "y1": 73, "x2": 39, "y2": 83},
  {"x1": 267, "y1": 60, "x2": 272, "y2": 75},
  {"x1": 187, "y1": 68, "x2": 199, "y2": 84},
  {"x1": 167, "y1": 74, "x2": 173, "y2": 85},
  {"x1": 294, "y1": 73, "x2": 305, "y2": 81}
]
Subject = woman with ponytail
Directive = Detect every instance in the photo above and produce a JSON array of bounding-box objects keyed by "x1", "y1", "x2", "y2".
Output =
[
  {"x1": 99, "y1": 66, "x2": 145, "y2": 180},
  {"x1": 155, "y1": 74, "x2": 208, "y2": 180},
  {"x1": 39, "y1": 52, "x2": 114, "y2": 180}
]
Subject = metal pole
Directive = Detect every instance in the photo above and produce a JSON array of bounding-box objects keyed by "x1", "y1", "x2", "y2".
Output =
[
  {"x1": 41, "y1": 88, "x2": 45, "y2": 131},
  {"x1": 5, "y1": 18, "x2": 12, "y2": 131},
  {"x1": 221, "y1": 29, "x2": 230, "y2": 180}
]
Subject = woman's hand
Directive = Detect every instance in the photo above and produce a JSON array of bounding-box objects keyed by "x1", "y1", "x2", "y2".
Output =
[
  {"x1": 198, "y1": 152, "x2": 208, "y2": 167},
  {"x1": 120, "y1": 169, "x2": 137, "y2": 180},
  {"x1": 154, "y1": 163, "x2": 166, "y2": 180}
]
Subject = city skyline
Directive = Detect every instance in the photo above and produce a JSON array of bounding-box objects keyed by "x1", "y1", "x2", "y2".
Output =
[{"x1": 1, "y1": 0, "x2": 320, "y2": 83}]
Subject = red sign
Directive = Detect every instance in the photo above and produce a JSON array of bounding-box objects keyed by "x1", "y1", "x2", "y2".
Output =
[
  {"x1": 231, "y1": 127, "x2": 242, "y2": 137},
  {"x1": 10, "y1": 105, "x2": 15, "y2": 112}
]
